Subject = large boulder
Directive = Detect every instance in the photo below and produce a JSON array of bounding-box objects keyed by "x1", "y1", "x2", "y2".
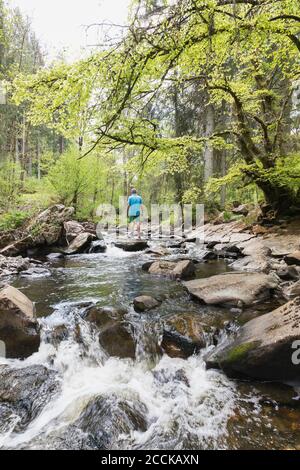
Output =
[
  {"x1": 28, "y1": 204, "x2": 75, "y2": 246},
  {"x1": 62, "y1": 232, "x2": 94, "y2": 255},
  {"x1": 114, "y1": 240, "x2": 149, "y2": 252},
  {"x1": 183, "y1": 272, "x2": 280, "y2": 308},
  {"x1": 161, "y1": 313, "x2": 206, "y2": 359},
  {"x1": 0, "y1": 286, "x2": 40, "y2": 359},
  {"x1": 0, "y1": 205, "x2": 75, "y2": 256},
  {"x1": 148, "y1": 260, "x2": 195, "y2": 280},
  {"x1": 133, "y1": 296, "x2": 161, "y2": 312},
  {"x1": 205, "y1": 298, "x2": 300, "y2": 382}
]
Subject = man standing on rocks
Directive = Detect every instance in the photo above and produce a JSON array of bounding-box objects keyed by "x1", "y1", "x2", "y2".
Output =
[{"x1": 127, "y1": 188, "x2": 143, "y2": 239}]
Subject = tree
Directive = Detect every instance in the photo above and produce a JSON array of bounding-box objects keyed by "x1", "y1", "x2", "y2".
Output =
[{"x1": 13, "y1": 0, "x2": 300, "y2": 214}]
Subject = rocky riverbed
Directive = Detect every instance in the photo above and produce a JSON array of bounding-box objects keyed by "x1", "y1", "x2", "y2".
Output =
[{"x1": 0, "y1": 206, "x2": 300, "y2": 450}]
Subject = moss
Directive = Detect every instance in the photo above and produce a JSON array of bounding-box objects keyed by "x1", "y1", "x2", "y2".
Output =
[{"x1": 224, "y1": 341, "x2": 260, "y2": 364}]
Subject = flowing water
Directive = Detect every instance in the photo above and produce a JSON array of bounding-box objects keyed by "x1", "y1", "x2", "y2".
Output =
[{"x1": 0, "y1": 243, "x2": 300, "y2": 450}]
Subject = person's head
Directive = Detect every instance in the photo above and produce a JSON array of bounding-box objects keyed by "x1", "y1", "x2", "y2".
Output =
[{"x1": 131, "y1": 188, "x2": 137, "y2": 195}]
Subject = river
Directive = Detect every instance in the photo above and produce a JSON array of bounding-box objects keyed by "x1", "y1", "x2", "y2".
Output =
[{"x1": 0, "y1": 243, "x2": 299, "y2": 450}]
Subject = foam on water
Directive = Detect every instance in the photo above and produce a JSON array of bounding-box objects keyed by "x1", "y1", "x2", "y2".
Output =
[{"x1": 0, "y1": 303, "x2": 237, "y2": 450}]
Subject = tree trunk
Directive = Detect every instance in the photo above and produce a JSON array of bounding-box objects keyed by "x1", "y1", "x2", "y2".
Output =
[
  {"x1": 257, "y1": 180, "x2": 300, "y2": 215},
  {"x1": 204, "y1": 103, "x2": 215, "y2": 182}
]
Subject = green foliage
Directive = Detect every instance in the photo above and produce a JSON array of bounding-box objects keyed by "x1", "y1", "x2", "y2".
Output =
[
  {"x1": 0, "y1": 161, "x2": 22, "y2": 209},
  {"x1": 0, "y1": 209, "x2": 29, "y2": 231},
  {"x1": 207, "y1": 155, "x2": 300, "y2": 198}
]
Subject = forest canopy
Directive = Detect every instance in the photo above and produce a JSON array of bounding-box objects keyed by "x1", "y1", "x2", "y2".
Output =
[{"x1": 1, "y1": 0, "x2": 300, "y2": 222}]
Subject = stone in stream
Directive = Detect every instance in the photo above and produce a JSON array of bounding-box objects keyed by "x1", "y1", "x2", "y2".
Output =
[
  {"x1": 0, "y1": 254, "x2": 34, "y2": 278},
  {"x1": 148, "y1": 259, "x2": 195, "y2": 280},
  {"x1": 0, "y1": 364, "x2": 60, "y2": 432},
  {"x1": 89, "y1": 240, "x2": 107, "y2": 254},
  {"x1": 183, "y1": 272, "x2": 280, "y2": 308},
  {"x1": 20, "y1": 267, "x2": 51, "y2": 278},
  {"x1": 84, "y1": 305, "x2": 127, "y2": 327},
  {"x1": 161, "y1": 313, "x2": 206, "y2": 359},
  {"x1": 0, "y1": 286, "x2": 40, "y2": 359},
  {"x1": 133, "y1": 296, "x2": 161, "y2": 312},
  {"x1": 71, "y1": 394, "x2": 148, "y2": 450},
  {"x1": 114, "y1": 239, "x2": 149, "y2": 252},
  {"x1": 62, "y1": 232, "x2": 94, "y2": 255},
  {"x1": 84, "y1": 305, "x2": 135, "y2": 359},
  {"x1": 205, "y1": 298, "x2": 300, "y2": 382}
]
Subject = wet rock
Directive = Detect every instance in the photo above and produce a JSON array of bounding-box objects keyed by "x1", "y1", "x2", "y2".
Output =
[
  {"x1": 73, "y1": 394, "x2": 148, "y2": 449},
  {"x1": 89, "y1": 240, "x2": 107, "y2": 253},
  {"x1": 84, "y1": 305, "x2": 127, "y2": 328},
  {"x1": 183, "y1": 272, "x2": 280, "y2": 308},
  {"x1": 198, "y1": 250, "x2": 218, "y2": 261},
  {"x1": 167, "y1": 240, "x2": 185, "y2": 249},
  {"x1": 99, "y1": 323, "x2": 136, "y2": 359},
  {"x1": 285, "y1": 251, "x2": 300, "y2": 266},
  {"x1": 46, "y1": 324, "x2": 70, "y2": 345},
  {"x1": 205, "y1": 298, "x2": 300, "y2": 382},
  {"x1": 114, "y1": 240, "x2": 149, "y2": 252},
  {"x1": 63, "y1": 220, "x2": 85, "y2": 243},
  {"x1": 133, "y1": 296, "x2": 161, "y2": 312},
  {"x1": 62, "y1": 232, "x2": 94, "y2": 255},
  {"x1": 86, "y1": 307, "x2": 135, "y2": 359},
  {"x1": 0, "y1": 286, "x2": 40, "y2": 359},
  {"x1": 148, "y1": 259, "x2": 195, "y2": 280},
  {"x1": 0, "y1": 365, "x2": 60, "y2": 431},
  {"x1": 161, "y1": 313, "x2": 206, "y2": 359}
]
